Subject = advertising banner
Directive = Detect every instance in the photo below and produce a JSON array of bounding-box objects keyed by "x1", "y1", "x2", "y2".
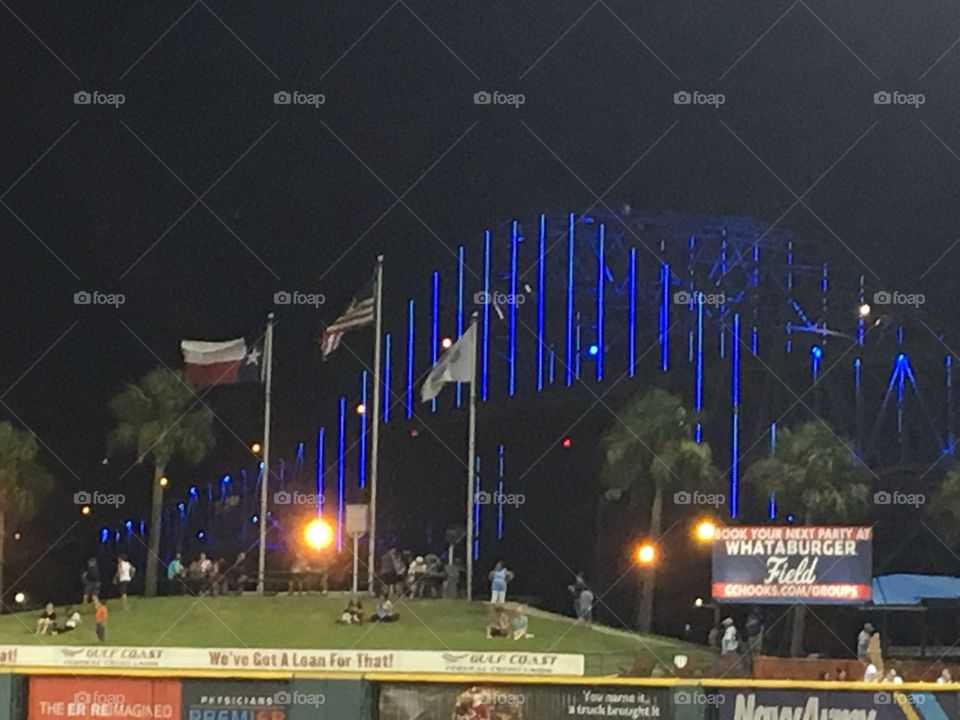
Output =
[
  {"x1": 0, "y1": 646, "x2": 582, "y2": 676},
  {"x1": 181, "y1": 679, "x2": 294, "y2": 720},
  {"x1": 28, "y1": 676, "x2": 181, "y2": 720},
  {"x1": 712, "y1": 525, "x2": 872, "y2": 604},
  {"x1": 716, "y1": 688, "x2": 960, "y2": 720},
  {"x1": 379, "y1": 683, "x2": 671, "y2": 719}
]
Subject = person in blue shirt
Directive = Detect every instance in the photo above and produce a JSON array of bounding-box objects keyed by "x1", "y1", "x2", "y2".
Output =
[{"x1": 488, "y1": 561, "x2": 514, "y2": 604}]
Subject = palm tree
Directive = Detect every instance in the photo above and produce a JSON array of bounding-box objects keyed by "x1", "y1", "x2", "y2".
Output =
[
  {"x1": 745, "y1": 421, "x2": 870, "y2": 656},
  {"x1": 108, "y1": 369, "x2": 215, "y2": 596},
  {"x1": 601, "y1": 388, "x2": 717, "y2": 633},
  {"x1": 0, "y1": 422, "x2": 51, "y2": 606}
]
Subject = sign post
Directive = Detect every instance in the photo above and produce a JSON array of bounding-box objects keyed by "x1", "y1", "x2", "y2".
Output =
[{"x1": 346, "y1": 504, "x2": 369, "y2": 595}]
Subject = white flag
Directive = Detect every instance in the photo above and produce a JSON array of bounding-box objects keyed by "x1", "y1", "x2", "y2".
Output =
[{"x1": 421, "y1": 324, "x2": 477, "y2": 402}]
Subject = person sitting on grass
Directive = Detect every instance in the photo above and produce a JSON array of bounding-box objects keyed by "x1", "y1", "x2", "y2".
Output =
[
  {"x1": 371, "y1": 593, "x2": 399, "y2": 622},
  {"x1": 512, "y1": 605, "x2": 533, "y2": 640},
  {"x1": 35, "y1": 603, "x2": 56, "y2": 635},
  {"x1": 53, "y1": 607, "x2": 81, "y2": 635},
  {"x1": 338, "y1": 600, "x2": 362, "y2": 625},
  {"x1": 486, "y1": 605, "x2": 511, "y2": 638}
]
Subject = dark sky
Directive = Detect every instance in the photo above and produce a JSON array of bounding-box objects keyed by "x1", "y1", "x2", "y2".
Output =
[{"x1": 3, "y1": 1, "x2": 960, "y2": 623}]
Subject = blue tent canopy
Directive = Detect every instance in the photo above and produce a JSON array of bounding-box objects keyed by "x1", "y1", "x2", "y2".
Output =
[{"x1": 870, "y1": 574, "x2": 960, "y2": 606}]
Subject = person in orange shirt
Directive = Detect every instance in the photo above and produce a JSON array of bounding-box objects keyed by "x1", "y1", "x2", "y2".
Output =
[{"x1": 94, "y1": 600, "x2": 108, "y2": 643}]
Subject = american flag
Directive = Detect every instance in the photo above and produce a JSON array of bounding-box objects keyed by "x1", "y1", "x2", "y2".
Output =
[{"x1": 319, "y1": 279, "x2": 375, "y2": 358}]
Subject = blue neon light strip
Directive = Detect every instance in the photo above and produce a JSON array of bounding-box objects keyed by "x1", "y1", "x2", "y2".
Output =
[
  {"x1": 316, "y1": 427, "x2": 324, "y2": 515},
  {"x1": 731, "y1": 313, "x2": 740, "y2": 518},
  {"x1": 431, "y1": 271, "x2": 440, "y2": 412},
  {"x1": 457, "y1": 246, "x2": 465, "y2": 407},
  {"x1": 770, "y1": 422, "x2": 777, "y2": 456},
  {"x1": 695, "y1": 293, "x2": 704, "y2": 443},
  {"x1": 359, "y1": 370, "x2": 368, "y2": 489},
  {"x1": 660, "y1": 264, "x2": 670, "y2": 371},
  {"x1": 406, "y1": 300, "x2": 415, "y2": 418},
  {"x1": 509, "y1": 221, "x2": 519, "y2": 396},
  {"x1": 628, "y1": 247, "x2": 637, "y2": 378},
  {"x1": 566, "y1": 214, "x2": 575, "y2": 386},
  {"x1": 497, "y1": 444, "x2": 505, "y2": 540},
  {"x1": 537, "y1": 214, "x2": 546, "y2": 392},
  {"x1": 337, "y1": 396, "x2": 346, "y2": 551},
  {"x1": 482, "y1": 230, "x2": 491, "y2": 401},
  {"x1": 596, "y1": 223, "x2": 605, "y2": 382},
  {"x1": 383, "y1": 333, "x2": 392, "y2": 423},
  {"x1": 948, "y1": 355, "x2": 954, "y2": 453}
]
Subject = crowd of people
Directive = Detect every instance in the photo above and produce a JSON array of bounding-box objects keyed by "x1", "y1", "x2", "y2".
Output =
[{"x1": 167, "y1": 551, "x2": 252, "y2": 595}]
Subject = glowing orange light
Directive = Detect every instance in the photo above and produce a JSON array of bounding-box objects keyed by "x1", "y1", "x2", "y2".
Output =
[{"x1": 304, "y1": 518, "x2": 334, "y2": 550}]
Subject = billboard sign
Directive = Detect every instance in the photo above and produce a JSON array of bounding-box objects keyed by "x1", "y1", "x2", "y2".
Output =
[
  {"x1": 28, "y1": 676, "x2": 181, "y2": 720},
  {"x1": 716, "y1": 689, "x2": 958, "y2": 720},
  {"x1": 712, "y1": 525, "x2": 872, "y2": 604}
]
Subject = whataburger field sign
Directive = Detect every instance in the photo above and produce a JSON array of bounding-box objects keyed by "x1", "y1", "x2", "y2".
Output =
[
  {"x1": 0, "y1": 645, "x2": 584, "y2": 676},
  {"x1": 712, "y1": 525, "x2": 873, "y2": 604}
]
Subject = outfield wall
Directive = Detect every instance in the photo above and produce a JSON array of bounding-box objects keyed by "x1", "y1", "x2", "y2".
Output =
[{"x1": 2, "y1": 670, "x2": 959, "y2": 719}]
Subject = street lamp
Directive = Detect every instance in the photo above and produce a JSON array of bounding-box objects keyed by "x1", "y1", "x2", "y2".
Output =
[
  {"x1": 81, "y1": 506, "x2": 91, "y2": 517},
  {"x1": 441, "y1": 337, "x2": 453, "y2": 350},
  {"x1": 250, "y1": 442, "x2": 262, "y2": 454},
  {"x1": 13, "y1": 592, "x2": 25, "y2": 605},
  {"x1": 356, "y1": 403, "x2": 367, "y2": 415},
  {"x1": 304, "y1": 518, "x2": 334, "y2": 551},
  {"x1": 858, "y1": 303, "x2": 871, "y2": 318},
  {"x1": 159, "y1": 476, "x2": 169, "y2": 488},
  {"x1": 694, "y1": 519, "x2": 717, "y2": 543},
  {"x1": 635, "y1": 542, "x2": 657, "y2": 566}
]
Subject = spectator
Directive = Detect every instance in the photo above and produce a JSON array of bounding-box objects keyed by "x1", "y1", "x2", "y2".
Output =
[
  {"x1": 35, "y1": 603, "x2": 56, "y2": 635},
  {"x1": 443, "y1": 561, "x2": 461, "y2": 599},
  {"x1": 744, "y1": 610, "x2": 763, "y2": 672},
  {"x1": 166, "y1": 554, "x2": 184, "y2": 594},
  {"x1": 707, "y1": 623, "x2": 721, "y2": 649},
  {"x1": 371, "y1": 593, "x2": 399, "y2": 622},
  {"x1": 94, "y1": 599, "x2": 108, "y2": 643},
  {"x1": 512, "y1": 605, "x2": 533, "y2": 640},
  {"x1": 82, "y1": 558, "x2": 101, "y2": 606},
  {"x1": 352, "y1": 600, "x2": 363, "y2": 624},
  {"x1": 568, "y1": 572, "x2": 588, "y2": 616},
  {"x1": 114, "y1": 555, "x2": 134, "y2": 610},
  {"x1": 198, "y1": 552, "x2": 213, "y2": 577},
  {"x1": 186, "y1": 557, "x2": 204, "y2": 594},
  {"x1": 54, "y1": 606, "x2": 81, "y2": 635},
  {"x1": 720, "y1": 617, "x2": 739, "y2": 656},
  {"x1": 423, "y1": 554, "x2": 443, "y2": 598},
  {"x1": 488, "y1": 561, "x2": 513, "y2": 604},
  {"x1": 857, "y1": 622, "x2": 874, "y2": 662},
  {"x1": 226, "y1": 552, "x2": 249, "y2": 594},
  {"x1": 937, "y1": 668, "x2": 953, "y2": 684},
  {"x1": 409, "y1": 556, "x2": 428, "y2": 598},
  {"x1": 576, "y1": 587, "x2": 594, "y2": 622},
  {"x1": 288, "y1": 554, "x2": 307, "y2": 595},
  {"x1": 819, "y1": 671, "x2": 832, "y2": 681},
  {"x1": 836, "y1": 668, "x2": 848, "y2": 681},
  {"x1": 338, "y1": 600, "x2": 360, "y2": 625},
  {"x1": 886, "y1": 668, "x2": 903, "y2": 684},
  {"x1": 486, "y1": 606, "x2": 511, "y2": 638},
  {"x1": 863, "y1": 663, "x2": 880, "y2": 682}
]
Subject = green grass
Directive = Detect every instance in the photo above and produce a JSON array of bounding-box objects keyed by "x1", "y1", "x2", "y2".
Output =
[{"x1": 0, "y1": 596, "x2": 714, "y2": 675}]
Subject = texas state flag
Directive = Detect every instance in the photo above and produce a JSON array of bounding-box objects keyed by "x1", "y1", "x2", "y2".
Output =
[{"x1": 180, "y1": 338, "x2": 262, "y2": 388}]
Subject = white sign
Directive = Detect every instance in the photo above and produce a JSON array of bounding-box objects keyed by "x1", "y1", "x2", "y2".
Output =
[
  {"x1": 0, "y1": 645, "x2": 584, "y2": 676},
  {"x1": 345, "y1": 504, "x2": 369, "y2": 536}
]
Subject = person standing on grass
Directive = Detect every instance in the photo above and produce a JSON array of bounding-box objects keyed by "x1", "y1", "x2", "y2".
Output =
[
  {"x1": 82, "y1": 557, "x2": 101, "y2": 607},
  {"x1": 166, "y1": 554, "x2": 184, "y2": 594},
  {"x1": 115, "y1": 555, "x2": 134, "y2": 610},
  {"x1": 94, "y1": 600, "x2": 108, "y2": 642},
  {"x1": 488, "y1": 561, "x2": 513, "y2": 604}
]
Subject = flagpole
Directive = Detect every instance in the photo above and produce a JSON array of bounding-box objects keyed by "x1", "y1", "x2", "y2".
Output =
[
  {"x1": 257, "y1": 312, "x2": 275, "y2": 596},
  {"x1": 466, "y1": 315, "x2": 478, "y2": 602},
  {"x1": 367, "y1": 255, "x2": 384, "y2": 593}
]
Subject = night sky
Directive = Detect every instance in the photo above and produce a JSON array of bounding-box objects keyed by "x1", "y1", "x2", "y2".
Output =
[{"x1": 3, "y1": 1, "x2": 960, "y2": 643}]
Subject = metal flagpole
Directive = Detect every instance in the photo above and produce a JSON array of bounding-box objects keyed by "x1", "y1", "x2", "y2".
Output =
[
  {"x1": 257, "y1": 312, "x2": 275, "y2": 595},
  {"x1": 466, "y1": 315, "x2": 478, "y2": 602},
  {"x1": 367, "y1": 255, "x2": 384, "y2": 593}
]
